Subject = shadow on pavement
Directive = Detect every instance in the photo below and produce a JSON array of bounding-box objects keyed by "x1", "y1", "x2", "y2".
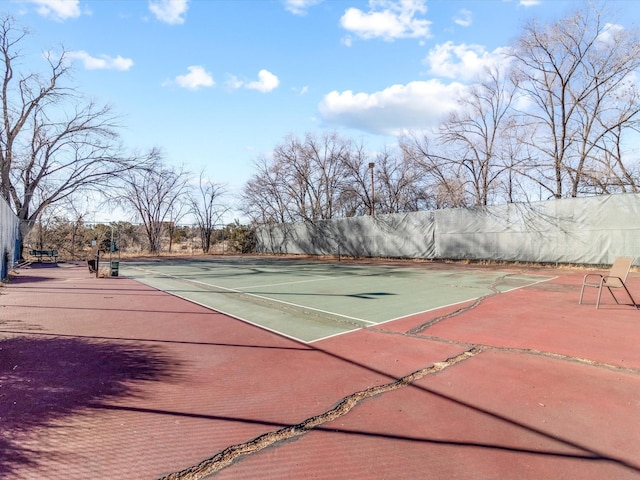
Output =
[{"x1": 0, "y1": 335, "x2": 180, "y2": 476}]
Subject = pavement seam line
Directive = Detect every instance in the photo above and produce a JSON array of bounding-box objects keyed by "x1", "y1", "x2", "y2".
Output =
[
  {"x1": 383, "y1": 329, "x2": 640, "y2": 375},
  {"x1": 158, "y1": 347, "x2": 481, "y2": 480},
  {"x1": 484, "y1": 345, "x2": 640, "y2": 374},
  {"x1": 370, "y1": 326, "x2": 640, "y2": 375}
]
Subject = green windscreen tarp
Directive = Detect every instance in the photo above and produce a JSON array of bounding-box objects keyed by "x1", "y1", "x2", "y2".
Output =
[{"x1": 256, "y1": 194, "x2": 640, "y2": 265}]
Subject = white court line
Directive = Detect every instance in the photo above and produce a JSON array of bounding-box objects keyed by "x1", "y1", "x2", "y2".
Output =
[
  {"x1": 124, "y1": 264, "x2": 556, "y2": 343},
  {"x1": 239, "y1": 270, "x2": 395, "y2": 290},
  {"x1": 126, "y1": 265, "x2": 377, "y2": 326},
  {"x1": 239, "y1": 276, "x2": 334, "y2": 289},
  {"x1": 139, "y1": 284, "x2": 316, "y2": 344},
  {"x1": 378, "y1": 274, "x2": 559, "y2": 325}
]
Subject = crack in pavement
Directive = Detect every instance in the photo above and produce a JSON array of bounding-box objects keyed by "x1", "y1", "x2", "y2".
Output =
[
  {"x1": 158, "y1": 347, "x2": 480, "y2": 480},
  {"x1": 159, "y1": 270, "x2": 634, "y2": 479},
  {"x1": 407, "y1": 273, "x2": 513, "y2": 334},
  {"x1": 398, "y1": 270, "x2": 640, "y2": 376}
]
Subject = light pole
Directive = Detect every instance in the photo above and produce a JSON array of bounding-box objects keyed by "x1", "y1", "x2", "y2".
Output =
[{"x1": 368, "y1": 162, "x2": 375, "y2": 216}]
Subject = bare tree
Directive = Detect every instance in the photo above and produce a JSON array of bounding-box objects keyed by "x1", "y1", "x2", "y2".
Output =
[
  {"x1": 276, "y1": 132, "x2": 351, "y2": 221},
  {"x1": 117, "y1": 159, "x2": 191, "y2": 255},
  {"x1": 374, "y1": 148, "x2": 431, "y2": 213},
  {"x1": 188, "y1": 170, "x2": 227, "y2": 253},
  {"x1": 511, "y1": 2, "x2": 640, "y2": 198},
  {"x1": 241, "y1": 154, "x2": 294, "y2": 224},
  {"x1": 400, "y1": 133, "x2": 470, "y2": 209},
  {"x1": 242, "y1": 132, "x2": 354, "y2": 223},
  {"x1": 438, "y1": 66, "x2": 519, "y2": 206},
  {"x1": 0, "y1": 16, "x2": 155, "y2": 257},
  {"x1": 340, "y1": 141, "x2": 376, "y2": 217},
  {"x1": 577, "y1": 80, "x2": 640, "y2": 194},
  {"x1": 43, "y1": 195, "x2": 92, "y2": 260}
]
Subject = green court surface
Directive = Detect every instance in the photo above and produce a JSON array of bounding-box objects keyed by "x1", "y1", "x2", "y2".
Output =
[{"x1": 122, "y1": 257, "x2": 553, "y2": 343}]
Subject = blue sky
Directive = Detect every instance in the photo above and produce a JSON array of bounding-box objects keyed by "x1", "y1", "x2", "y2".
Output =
[{"x1": 6, "y1": 0, "x2": 640, "y2": 221}]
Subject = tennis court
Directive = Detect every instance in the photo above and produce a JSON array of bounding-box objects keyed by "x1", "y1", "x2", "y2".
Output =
[
  {"x1": 123, "y1": 257, "x2": 554, "y2": 342},
  {"x1": 3, "y1": 259, "x2": 640, "y2": 479}
]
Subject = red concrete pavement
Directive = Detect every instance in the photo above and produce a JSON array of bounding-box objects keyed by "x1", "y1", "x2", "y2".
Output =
[{"x1": 1, "y1": 260, "x2": 639, "y2": 479}]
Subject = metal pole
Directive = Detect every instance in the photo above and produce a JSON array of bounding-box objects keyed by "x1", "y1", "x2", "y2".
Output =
[{"x1": 368, "y1": 162, "x2": 375, "y2": 216}]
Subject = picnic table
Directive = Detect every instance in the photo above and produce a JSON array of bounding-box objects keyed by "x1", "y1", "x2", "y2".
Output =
[{"x1": 28, "y1": 249, "x2": 58, "y2": 263}]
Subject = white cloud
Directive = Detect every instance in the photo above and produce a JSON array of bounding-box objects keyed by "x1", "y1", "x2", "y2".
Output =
[
  {"x1": 67, "y1": 51, "x2": 134, "y2": 71},
  {"x1": 226, "y1": 75, "x2": 244, "y2": 89},
  {"x1": 425, "y1": 41, "x2": 510, "y2": 82},
  {"x1": 340, "y1": 0, "x2": 432, "y2": 42},
  {"x1": 27, "y1": 0, "x2": 82, "y2": 21},
  {"x1": 318, "y1": 80, "x2": 465, "y2": 135},
  {"x1": 597, "y1": 23, "x2": 624, "y2": 47},
  {"x1": 246, "y1": 70, "x2": 280, "y2": 92},
  {"x1": 519, "y1": 0, "x2": 540, "y2": 6},
  {"x1": 453, "y1": 8, "x2": 472, "y2": 27},
  {"x1": 169, "y1": 66, "x2": 214, "y2": 90},
  {"x1": 283, "y1": 0, "x2": 323, "y2": 15},
  {"x1": 149, "y1": 0, "x2": 189, "y2": 25},
  {"x1": 341, "y1": 35, "x2": 353, "y2": 47},
  {"x1": 229, "y1": 70, "x2": 280, "y2": 93}
]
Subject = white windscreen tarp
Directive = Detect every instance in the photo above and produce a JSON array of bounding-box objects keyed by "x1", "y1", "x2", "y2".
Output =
[{"x1": 0, "y1": 196, "x2": 19, "y2": 278}]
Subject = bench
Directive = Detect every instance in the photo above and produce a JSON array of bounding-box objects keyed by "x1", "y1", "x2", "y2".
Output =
[{"x1": 29, "y1": 249, "x2": 58, "y2": 263}]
